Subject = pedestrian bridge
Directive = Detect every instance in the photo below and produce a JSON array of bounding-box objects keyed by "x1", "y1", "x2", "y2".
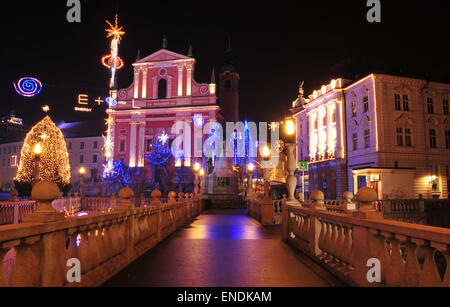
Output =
[
  {"x1": 0, "y1": 182, "x2": 449, "y2": 287},
  {"x1": 103, "y1": 209, "x2": 342, "y2": 287}
]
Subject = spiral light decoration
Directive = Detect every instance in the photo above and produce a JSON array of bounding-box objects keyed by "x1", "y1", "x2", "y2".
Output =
[{"x1": 13, "y1": 77, "x2": 42, "y2": 98}]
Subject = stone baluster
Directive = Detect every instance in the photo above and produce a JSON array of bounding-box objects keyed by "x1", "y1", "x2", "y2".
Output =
[
  {"x1": 401, "y1": 238, "x2": 421, "y2": 286},
  {"x1": 381, "y1": 232, "x2": 404, "y2": 286},
  {"x1": 418, "y1": 242, "x2": 442, "y2": 286}
]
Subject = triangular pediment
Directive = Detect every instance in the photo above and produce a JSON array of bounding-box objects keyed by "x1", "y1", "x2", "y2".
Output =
[{"x1": 136, "y1": 49, "x2": 191, "y2": 64}]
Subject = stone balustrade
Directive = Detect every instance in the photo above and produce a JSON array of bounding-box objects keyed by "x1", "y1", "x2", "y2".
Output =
[
  {"x1": 0, "y1": 198, "x2": 82, "y2": 225},
  {"x1": 282, "y1": 188, "x2": 450, "y2": 287},
  {"x1": 0, "y1": 181, "x2": 202, "y2": 287},
  {"x1": 0, "y1": 202, "x2": 37, "y2": 225}
]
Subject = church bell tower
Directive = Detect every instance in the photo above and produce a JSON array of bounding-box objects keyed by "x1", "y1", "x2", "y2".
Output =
[{"x1": 219, "y1": 40, "x2": 240, "y2": 123}]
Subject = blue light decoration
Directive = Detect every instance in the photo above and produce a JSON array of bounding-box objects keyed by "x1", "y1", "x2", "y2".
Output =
[
  {"x1": 13, "y1": 77, "x2": 42, "y2": 98},
  {"x1": 193, "y1": 114, "x2": 205, "y2": 128},
  {"x1": 101, "y1": 159, "x2": 130, "y2": 183},
  {"x1": 145, "y1": 141, "x2": 172, "y2": 165},
  {"x1": 105, "y1": 97, "x2": 118, "y2": 107}
]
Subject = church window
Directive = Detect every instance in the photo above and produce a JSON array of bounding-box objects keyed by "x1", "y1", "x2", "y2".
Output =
[{"x1": 158, "y1": 79, "x2": 167, "y2": 99}]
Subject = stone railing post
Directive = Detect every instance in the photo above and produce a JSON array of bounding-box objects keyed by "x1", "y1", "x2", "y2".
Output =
[
  {"x1": 150, "y1": 190, "x2": 162, "y2": 207},
  {"x1": 22, "y1": 181, "x2": 65, "y2": 223},
  {"x1": 168, "y1": 191, "x2": 177, "y2": 205},
  {"x1": 20, "y1": 181, "x2": 66, "y2": 286},
  {"x1": 353, "y1": 187, "x2": 383, "y2": 219},
  {"x1": 342, "y1": 191, "x2": 356, "y2": 213},
  {"x1": 281, "y1": 197, "x2": 289, "y2": 242},
  {"x1": 116, "y1": 187, "x2": 135, "y2": 211},
  {"x1": 310, "y1": 190, "x2": 327, "y2": 211}
]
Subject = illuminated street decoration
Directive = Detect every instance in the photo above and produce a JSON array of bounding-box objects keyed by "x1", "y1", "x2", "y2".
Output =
[
  {"x1": 105, "y1": 97, "x2": 118, "y2": 107},
  {"x1": 193, "y1": 114, "x2": 205, "y2": 128},
  {"x1": 78, "y1": 94, "x2": 89, "y2": 105},
  {"x1": 158, "y1": 131, "x2": 170, "y2": 145},
  {"x1": 42, "y1": 105, "x2": 50, "y2": 113},
  {"x1": 14, "y1": 116, "x2": 71, "y2": 187},
  {"x1": 103, "y1": 14, "x2": 125, "y2": 90},
  {"x1": 103, "y1": 15, "x2": 125, "y2": 179},
  {"x1": 13, "y1": 77, "x2": 42, "y2": 98},
  {"x1": 145, "y1": 141, "x2": 172, "y2": 165}
]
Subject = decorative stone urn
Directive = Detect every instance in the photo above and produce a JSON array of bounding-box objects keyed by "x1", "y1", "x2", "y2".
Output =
[
  {"x1": 117, "y1": 187, "x2": 135, "y2": 210},
  {"x1": 310, "y1": 190, "x2": 327, "y2": 211},
  {"x1": 353, "y1": 187, "x2": 383, "y2": 219},
  {"x1": 22, "y1": 181, "x2": 65, "y2": 223}
]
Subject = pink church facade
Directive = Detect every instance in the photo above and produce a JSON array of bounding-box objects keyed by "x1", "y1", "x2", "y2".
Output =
[{"x1": 110, "y1": 48, "x2": 221, "y2": 181}]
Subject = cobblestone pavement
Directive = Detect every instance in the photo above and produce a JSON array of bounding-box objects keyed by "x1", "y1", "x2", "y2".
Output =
[{"x1": 103, "y1": 209, "x2": 344, "y2": 287}]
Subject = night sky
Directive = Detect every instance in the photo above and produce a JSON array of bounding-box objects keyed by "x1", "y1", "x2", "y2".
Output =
[{"x1": 1, "y1": 0, "x2": 449, "y2": 128}]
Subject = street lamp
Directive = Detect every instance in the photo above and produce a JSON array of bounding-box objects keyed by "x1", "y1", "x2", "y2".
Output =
[
  {"x1": 32, "y1": 143, "x2": 42, "y2": 186},
  {"x1": 285, "y1": 118, "x2": 300, "y2": 205},
  {"x1": 199, "y1": 169, "x2": 205, "y2": 194},
  {"x1": 79, "y1": 167, "x2": 86, "y2": 197},
  {"x1": 262, "y1": 145, "x2": 271, "y2": 199}
]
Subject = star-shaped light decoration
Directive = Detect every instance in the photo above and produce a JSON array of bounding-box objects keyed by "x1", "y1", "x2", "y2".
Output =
[
  {"x1": 42, "y1": 105, "x2": 50, "y2": 113},
  {"x1": 269, "y1": 122, "x2": 280, "y2": 131},
  {"x1": 106, "y1": 14, "x2": 125, "y2": 43},
  {"x1": 41, "y1": 133, "x2": 48, "y2": 141},
  {"x1": 158, "y1": 131, "x2": 170, "y2": 145}
]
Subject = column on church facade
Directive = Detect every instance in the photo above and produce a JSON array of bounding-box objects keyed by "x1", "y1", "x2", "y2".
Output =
[
  {"x1": 152, "y1": 76, "x2": 157, "y2": 99},
  {"x1": 142, "y1": 68, "x2": 147, "y2": 99},
  {"x1": 138, "y1": 121, "x2": 146, "y2": 167},
  {"x1": 134, "y1": 69, "x2": 140, "y2": 99},
  {"x1": 186, "y1": 64, "x2": 193, "y2": 96},
  {"x1": 129, "y1": 122, "x2": 138, "y2": 167},
  {"x1": 177, "y1": 65, "x2": 184, "y2": 96}
]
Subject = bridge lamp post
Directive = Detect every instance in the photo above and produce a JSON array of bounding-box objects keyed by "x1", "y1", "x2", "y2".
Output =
[
  {"x1": 32, "y1": 143, "x2": 42, "y2": 187},
  {"x1": 199, "y1": 168, "x2": 205, "y2": 194},
  {"x1": 262, "y1": 145, "x2": 271, "y2": 199},
  {"x1": 285, "y1": 118, "x2": 300, "y2": 205},
  {"x1": 79, "y1": 167, "x2": 86, "y2": 198},
  {"x1": 192, "y1": 162, "x2": 201, "y2": 195},
  {"x1": 247, "y1": 163, "x2": 255, "y2": 199}
]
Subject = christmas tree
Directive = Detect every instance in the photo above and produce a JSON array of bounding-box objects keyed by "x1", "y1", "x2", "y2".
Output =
[{"x1": 14, "y1": 116, "x2": 71, "y2": 196}]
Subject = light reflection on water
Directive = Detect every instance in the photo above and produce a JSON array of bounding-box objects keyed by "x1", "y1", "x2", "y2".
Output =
[{"x1": 184, "y1": 225, "x2": 263, "y2": 240}]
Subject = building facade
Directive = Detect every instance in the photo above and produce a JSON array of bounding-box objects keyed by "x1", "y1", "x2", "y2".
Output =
[
  {"x1": 110, "y1": 46, "x2": 239, "y2": 188},
  {"x1": 292, "y1": 74, "x2": 450, "y2": 200}
]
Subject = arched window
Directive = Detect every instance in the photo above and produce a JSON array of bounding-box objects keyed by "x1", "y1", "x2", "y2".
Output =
[{"x1": 158, "y1": 79, "x2": 167, "y2": 99}]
